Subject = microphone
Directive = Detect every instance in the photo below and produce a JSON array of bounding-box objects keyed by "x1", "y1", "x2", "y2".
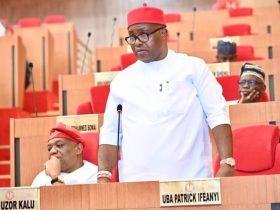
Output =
[
  {"x1": 176, "y1": 32, "x2": 180, "y2": 52},
  {"x1": 29, "y1": 62, "x2": 38, "y2": 117},
  {"x1": 116, "y1": 104, "x2": 122, "y2": 180},
  {"x1": 190, "y1": 7, "x2": 197, "y2": 41},
  {"x1": 80, "y1": 32, "x2": 92, "y2": 75},
  {"x1": 110, "y1": 17, "x2": 117, "y2": 47}
]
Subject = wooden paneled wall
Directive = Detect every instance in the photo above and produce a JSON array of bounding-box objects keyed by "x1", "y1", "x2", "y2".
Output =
[
  {"x1": 0, "y1": 0, "x2": 278, "y2": 49},
  {"x1": 0, "y1": 0, "x2": 214, "y2": 49}
]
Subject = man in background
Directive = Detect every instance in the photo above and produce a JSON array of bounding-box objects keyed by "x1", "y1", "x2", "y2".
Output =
[
  {"x1": 238, "y1": 62, "x2": 267, "y2": 103},
  {"x1": 216, "y1": 40, "x2": 237, "y2": 63},
  {"x1": 32, "y1": 123, "x2": 97, "y2": 186}
]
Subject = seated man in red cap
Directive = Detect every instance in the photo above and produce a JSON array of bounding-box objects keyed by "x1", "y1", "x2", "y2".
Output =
[
  {"x1": 98, "y1": 4, "x2": 234, "y2": 183},
  {"x1": 31, "y1": 123, "x2": 97, "y2": 186},
  {"x1": 238, "y1": 62, "x2": 267, "y2": 103}
]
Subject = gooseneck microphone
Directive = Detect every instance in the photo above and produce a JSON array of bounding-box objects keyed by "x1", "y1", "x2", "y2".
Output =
[
  {"x1": 190, "y1": 7, "x2": 197, "y2": 41},
  {"x1": 176, "y1": 32, "x2": 180, "y2": 52},
  {"x1": 80, "y1": 32, "x2": 92, "y2": 75},
  {"x1": 110, "y1": 17, "x2": 117, "y2": 47},
  {"x1": 116, "y1": 104, "x2": 122, "y2": 179},
  {"x1": 29, "y1": 62, "x2": 38, "y2": 117}
]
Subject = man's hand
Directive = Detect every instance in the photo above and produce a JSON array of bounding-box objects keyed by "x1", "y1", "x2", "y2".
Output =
[
  {"x1": 45, "y1": 156, "x2": 61, "y2": 179},
  {"x1": 215, "y1": 164, "x2": 235, "y2": 177},
  {"x1": 239, "y1": 90, "x2": 260, "y2": 103}
]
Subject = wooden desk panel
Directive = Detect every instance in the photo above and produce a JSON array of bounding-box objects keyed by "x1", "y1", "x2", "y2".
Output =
[
  {"x1": 10, "y1": 117, "x2": 56, "y2": 186},
  {"x1": 39, "y1": 175, "x2": 280, "y2": 210},
  {"x1": 59, "y1": 74, "x2": 94, "y2": 115},
  {"x1": 95, "y1": 47, "x2": 127, "y2": 72},
  {"x1": 13, "y1": 26, "x2": 54, "y2": 91},
  {"x1": 43, "y1": 23, "x2": 78, "y2": 81},
  {"x1": 0, "y1": 35, "x2": 26, "y2": 108},
  {"x1": 229, "y1": 101, "x2": 280, "y2": 129}
]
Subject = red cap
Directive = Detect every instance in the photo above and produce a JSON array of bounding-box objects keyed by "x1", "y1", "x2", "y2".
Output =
[
  {"x1": 48, "y1": 123, "x2": 85, "y2": 147},
  {"x1": 127, "y1": 3, "x2": 166, "y2": 28}
]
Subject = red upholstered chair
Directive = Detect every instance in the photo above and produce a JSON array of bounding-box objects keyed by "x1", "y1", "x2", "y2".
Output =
[
  {"x1": 23, "y1": 90, "x2": 59, "y2": 113},
  {"x1": 260, "y1": 92, "x2": 269, "y2": 102},
  {"x1": 212, "y1": 0, "x2": 227, "y2": 10},
  {"x1": 212, "y1": 0, "x2": 239, "y2": 10},
  {"x1": 236, "y1": 45, "x2": 263, "y2": 61},
  {"x1": 18, "y1": 17, "x2": 41, "y2": 27},
  {"x1": 228, "y1": 7, "x2": 253, "y2": 17},
  {"x1": 110, "y1": 65, "x2": 122, "y2": 71},
  {"x1": 216, "y1": 75, "x2": 240, "y2": 101},
  {"x1": 90, "y1": 85, "x2": 110, "y2": 114},
  {"x1": 76, "y1": 102, "x2": 94, "y2": 115},
  {"x1": 0, "y1": 179, "x2": 10, "y2": 187},
  {"x1": 222, "y1": 24, "x2": 251, "y2": 36},
  {"x1": 82, "y1": 132, "x2": 118, "y2": 182},
  {"x1": 76, "y1": 85, "x2": 110, "y2": 114},
  {"x1": 120, "y1": 53, "x2": 137, "y2": 69},
  {"x1": 0, "y1": 108, "x2": 31, "y2": 185},
  {"x1": 82, "y1": 132, "x2": 100, "y2": 165},
  {"x1": 44, "y1": 15, "x2": 65, "y2": 24},
  {"x1": 164, "y1": 13, "x2": 181, "y2": 23},
  {"x1": 110, "y1": 53, "x2": 137, "y2": 71},
  {"x1": 52, "y1": 80, "x2": 59, "y2": 96},
  {"x1": 214, "y1": 125, "x2": 280, "y2": 176}
]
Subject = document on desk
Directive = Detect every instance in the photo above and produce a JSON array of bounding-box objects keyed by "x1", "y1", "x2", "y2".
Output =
[
  {"x1": 160, "y1": 178, "x2": 221, "y2": 207},
  {"x1": 0, "y1": 187, "x2": 40, "y2": 210}
]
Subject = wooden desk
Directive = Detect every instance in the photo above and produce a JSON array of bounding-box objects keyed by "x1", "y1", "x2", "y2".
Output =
[
  {"x1": 58, "y1": 74, "x2": 94, "y2": 115},
  {"x1": 95, "y1": 47, "x2": 127, "y2": 72},
  {"x1": 13, "y1": 26, "x2": 54, "y2": 91},
  {"x1": 38, "y1": 175, "x2": 280, "y2": 210},
  {"x1": 0, "y1": 35, "x2": 26, "y2": 108},
  {"x1": 42, "y1": 22, "x2": 78, "y2": 81},
  {"x1": 229, "y1": 101, "x2": 280, "y2": 129}
]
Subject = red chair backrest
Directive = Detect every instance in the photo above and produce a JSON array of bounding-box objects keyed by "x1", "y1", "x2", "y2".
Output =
[
  {"x1": 164, "y1": 13, "x2": 181, "y2": 23},
  {"x1": 82, "y1": 132, "x2": 118, "y2": 182},
  {"x1": 76, "y1": 102, "x2": 94, "y2": 115},
  {"x1": 18, "y1": 17, "x2": 41, "y2": 27},
  {"x1": 223, "y1": 24, "x2": 251, "y2": 36},
  {"x1": 216, "y1": 75, "x2": 240, "y2": 101},
  {"x1": 120, "y1": 53, "x2": 137, "y2": 69},
  {"x1": 44, "y1": 15, "x2": 65, "y2": 24},
  {"x1": 90, "y1": 85, "x2": 110, "y2": 114},
  {"x1": 228, "y1": 7, "x2": 253, "y2": 17},
  {"x1": 214, "y1": 125, "x2": 280, "y2": 176},
  {"x1": 236, "y1": 45, "x2": 255, "y2": 61},
  {"x1": 260, "y1": 92, "x2": 269, "y2": 102}
]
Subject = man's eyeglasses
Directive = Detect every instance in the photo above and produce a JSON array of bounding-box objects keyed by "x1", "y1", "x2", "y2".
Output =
[
  {"x1": 238, "y1": 79, "x2": 263, "y2": 87},
  {"x1": 125, "y1": 26, "x2": 166, "y2": 45}
]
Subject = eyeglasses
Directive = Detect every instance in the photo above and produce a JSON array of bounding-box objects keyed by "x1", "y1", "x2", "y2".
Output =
[
  {"x1": 238, "y1": 79, "x2": 263, "y2": 87},
  {"x1": 125, "y1": 26, "x2": 166, "y2": 45}
]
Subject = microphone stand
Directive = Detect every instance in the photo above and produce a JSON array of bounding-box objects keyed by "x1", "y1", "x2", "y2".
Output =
[
  {"x1": 116, "y1": 104, "x2": 122, "y2": 180},
  {"x1": 81, "y1": 32, "x2": 92, "y2": 75},
  {"x1": 29, "y1": 63, "x2": 38, "y2": 117}
]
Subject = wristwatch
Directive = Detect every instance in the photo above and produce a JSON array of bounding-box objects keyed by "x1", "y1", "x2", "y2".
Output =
[
  {"x1": 220, "y1": 157, "x2": 235, "y2": 167},
  {"x1": 51, "y1": 175, "x2": 64, "y2": 184}
]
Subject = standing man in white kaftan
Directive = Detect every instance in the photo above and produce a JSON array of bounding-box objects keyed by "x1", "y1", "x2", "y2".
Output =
[{"x1": 97, "y1": 3, "x2": 235, "y2": 183}]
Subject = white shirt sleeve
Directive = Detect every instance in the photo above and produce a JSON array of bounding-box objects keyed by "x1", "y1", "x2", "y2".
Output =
[
  {"x1": 191, "y1": 59, "x2": 230, "y2": 129},
  {"x1": 99, "y1": 86, "x2": 123, "y2": 146}
]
